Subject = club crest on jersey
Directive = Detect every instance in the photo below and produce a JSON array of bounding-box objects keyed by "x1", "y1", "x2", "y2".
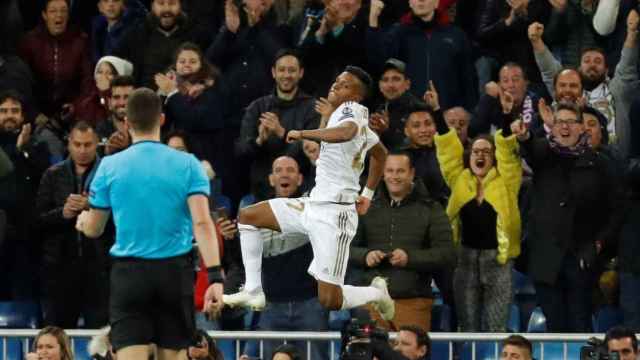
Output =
[{"x1": 342, "y1": 106, "x2": 353, "y2": 115}]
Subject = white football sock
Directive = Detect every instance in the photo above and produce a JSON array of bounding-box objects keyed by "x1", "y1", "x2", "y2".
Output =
[
  {"x1": 340, "y1": 285, "x2": 384, "y2": 310},
  {"x1": 238, "y1": 223, "x2": 263, "y2": 293}
]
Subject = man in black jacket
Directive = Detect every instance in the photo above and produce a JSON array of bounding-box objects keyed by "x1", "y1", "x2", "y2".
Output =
[
  {"x1": 36, "y1": 121, "x2": 111, "y2": 328},
  {"x1": 350, "y1": 151, "x2": 454, "y2": 331},
  {"x1": 370, "y1": 59, "x2": 423, "y2": 150},
  {"x1": 513, "y1": 101, "x2": 618, "y2": 332},
  {"x1": 236, "y1": 49, "x2": 320, "y2": 199},
  {"x1": 114, "y1": 0, "x2": 208, "y2": 89},
  {"x1": 0, "y1": 90, "x2": 51, "y2": 300}
]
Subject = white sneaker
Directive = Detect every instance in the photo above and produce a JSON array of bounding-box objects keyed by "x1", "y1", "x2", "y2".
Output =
[
  {"x1": 370, "y1": 277, "x2": 395, "y2": 321},
  {"x1": 223, "y1": 289, "x2": 266, "y2": 311}
]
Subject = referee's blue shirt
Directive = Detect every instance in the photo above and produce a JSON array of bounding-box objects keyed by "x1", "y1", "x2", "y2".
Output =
[{"x1": 89, "y1": 141, "x2": 210, "y2": 259}]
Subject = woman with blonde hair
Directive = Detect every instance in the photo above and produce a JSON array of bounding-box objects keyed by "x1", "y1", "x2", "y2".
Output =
[{"x1": 26, "y1": 326, "x2": 74, "y2": 360}]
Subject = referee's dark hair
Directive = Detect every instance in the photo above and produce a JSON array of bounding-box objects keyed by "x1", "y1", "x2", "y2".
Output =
[{"x1": 126, "y1": 88, "x2": 162, "y2": 133}]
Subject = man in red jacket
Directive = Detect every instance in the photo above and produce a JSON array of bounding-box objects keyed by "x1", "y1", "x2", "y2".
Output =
[{"x1": 18, "y1": 0, "x2": 93, "y2": 121}]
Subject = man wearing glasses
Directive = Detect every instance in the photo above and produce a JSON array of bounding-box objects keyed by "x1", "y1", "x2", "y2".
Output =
[{"x1": 512, "y1": 101, "x2": 619, "y2": 333}]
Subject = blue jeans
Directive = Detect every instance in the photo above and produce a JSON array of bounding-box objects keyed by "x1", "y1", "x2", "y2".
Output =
[
  {"x1": 620, "y1": 272, "x2": 640, "y2": 332},
  {"x1": 257, "y1": 297, "x2": 329, "y2": 360}
]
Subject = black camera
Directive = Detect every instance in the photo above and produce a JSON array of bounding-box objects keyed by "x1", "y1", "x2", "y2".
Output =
[
  {"x1": 340, "y1": 318, "x2": 388, "y2": 360},
  {"x1": 580, "y1": 337, "x2": 620, "y2": 360}
]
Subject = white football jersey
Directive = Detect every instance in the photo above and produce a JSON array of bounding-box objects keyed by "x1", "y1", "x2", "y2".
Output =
[{"x1": 310, "y1": 101, "x2": 379, "y2": 203}]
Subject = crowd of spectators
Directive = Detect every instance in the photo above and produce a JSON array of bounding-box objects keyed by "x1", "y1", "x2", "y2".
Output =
[{"x1": 1, "y1": 0, "x2": 640, "y2": 357}]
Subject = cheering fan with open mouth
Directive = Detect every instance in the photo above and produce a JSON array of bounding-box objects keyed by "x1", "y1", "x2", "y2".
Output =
[{"x1": 429, "y1": 82, "x2": 523, "y2": 333}]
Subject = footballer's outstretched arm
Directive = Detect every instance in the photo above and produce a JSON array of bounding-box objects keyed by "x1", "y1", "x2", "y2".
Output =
[{"x1": 287, "y1": 121, "x2": 358, "y2": 144}]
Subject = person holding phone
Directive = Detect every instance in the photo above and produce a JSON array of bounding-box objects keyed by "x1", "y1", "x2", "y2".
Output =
[{"x1": 36, "y1": 121, "x2": 111, "y2": 329}]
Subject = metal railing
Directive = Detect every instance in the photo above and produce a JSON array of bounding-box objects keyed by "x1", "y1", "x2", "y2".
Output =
[{"x1": 0, "y1": 330, "x2": 601, "y2": 360}]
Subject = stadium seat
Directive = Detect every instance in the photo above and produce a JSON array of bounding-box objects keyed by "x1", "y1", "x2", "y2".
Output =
[
  {"x1": 507, "y1": 303, "x2": 521, "y2": 332},
  {"x1": 430, "y1": 341, "x2": 451, "y2": 359},
  {"x1": 532, "y1": 341, "x2": 584, "y2": 360},
  {"x1": 527, "y1": 306, "x2": 547, "y2": 333},
  {"x1": 1, "y1": 338, "x2": 25, "y2": 360},
  {"x1": 0, "y1": 301, "x2": 41, "y2": 328},
  {"x1": 430, "y1": 304, "x2": 452, "y2": 332},
  {"x1": 512, "y1": 269, "x2": 536, "y2": 296},
  {"x1": 239, "y1": 194, "x2": 257, "y2": 210},
  {"x1": 592, "y1": 306, "x2": 624, "y2": 333},
  {"x1": 73, "y1": 338, "x2": 91, "y2": 360},
  {"x1": 460, "y1": 341, "x2": 498, "y2": 360}
]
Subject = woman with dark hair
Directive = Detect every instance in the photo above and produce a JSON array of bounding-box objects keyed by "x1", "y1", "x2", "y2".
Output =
[
  {"x1": 26, "y1": 326, "x2": 74, "y2": 360},
  {"x1": 187, "y1": 329, "x2": 224, "y2": 360},
  {"x1": 158, "y1": 42, "x2": 228, "y2": 183},
  {"x1": 433, "y1": 85, "x2": 522, "y2": 332},
  {"x1": 271, "y1": 343, "x2": 301, "y2": 360}
]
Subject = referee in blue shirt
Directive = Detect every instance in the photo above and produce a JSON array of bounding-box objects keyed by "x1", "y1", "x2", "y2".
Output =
[{"x1": 75, "y1": 88, "x2": 224, "y2": 360}]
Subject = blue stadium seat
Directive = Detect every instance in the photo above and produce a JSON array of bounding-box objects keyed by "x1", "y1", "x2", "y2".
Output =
[
  {"x1": 527, "y1": 306, "x2": 547, "y2": 333},
  {"x1": 238, "y1": 194, "x2": 257, "y2": 210},
  {"x1": 3, "y1": 338, "x2": 25, "y2": 360},
  {"x1": 512, "y1": 269, "x2": 536, "y2": 296},
  {"x1": 592, "y1": 306, "x2": 624, "y2": 333},
  {"x1": 532, "y1": 342, "x2": 584, "y2": 360},
  {"x1": 328, "y1": 310, "x2": 351, "y2": 330},
  {"x1": 460, "y1": 341, "x2": 498, "y2": 360},
  {"x1": 430, "y1": 304, "x2": 452, "y2": 332},
  {"x1": 73, "y1": 338, "x2": 91, "y2": 360},
  {"x1": 0, "y1": 301, "x2": 41, "y2": 328},
  {"x1": 507, "y1": 303, "x2": 521, "y2": 332},
  {"x1": 430, "y1": 341, "x2": 451, "y2": 359}
]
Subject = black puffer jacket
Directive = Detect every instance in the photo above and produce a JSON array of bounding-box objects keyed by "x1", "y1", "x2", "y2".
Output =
[{"x1": 35, "y1": 158, "x2": 112, "y2": 266}]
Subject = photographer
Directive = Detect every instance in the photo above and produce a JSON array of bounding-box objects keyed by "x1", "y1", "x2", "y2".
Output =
[
  {"x1": 342, "y1": 321, "x2": 430, "y2": 360},
  {"x1": 605, "y1": 326, "x2": 639, "y2": 360}
]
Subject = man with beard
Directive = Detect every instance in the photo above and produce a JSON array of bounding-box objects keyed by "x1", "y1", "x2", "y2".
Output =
[
  {"x1": 513, "y1": 102, "x2": 619, "y2": 332},
  {"x1": 96, "y1": 75, "x2": 135, "y2": 155},
  {"x1": 528, "y1": 10, "x2": 640, "y2": 157},
  {"x1": 236, "y1": 49, "x2": 320, "y2": 199},
  {"x1": 0, "y1": 90, "x2": 51, "y2": 299},
  {"x1": 114, "y1": 0, "x2": 208, "y2": 89},
  {"x1": 36, "y1": 121, "x2": 111, "y2": 329}
]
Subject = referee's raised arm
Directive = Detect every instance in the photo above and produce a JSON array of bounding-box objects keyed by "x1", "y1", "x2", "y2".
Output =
[{"x1": 75, "y1": 88, "x2": 223, "y2": 360}]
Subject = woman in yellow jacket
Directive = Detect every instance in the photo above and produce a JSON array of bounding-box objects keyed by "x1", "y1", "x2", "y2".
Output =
[{"x1": 431, "y1": 87, "x2": 522, "y2": 332}]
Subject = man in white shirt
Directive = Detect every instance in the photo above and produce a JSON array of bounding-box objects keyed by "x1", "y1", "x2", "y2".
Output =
[{"x1": 224, "y1": 66, "x2": 394, "y2": 320}]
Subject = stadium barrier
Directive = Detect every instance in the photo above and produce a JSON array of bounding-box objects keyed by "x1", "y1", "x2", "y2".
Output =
[{"x1": 0, "y1": 330, "x2": 609, "y2": 360}]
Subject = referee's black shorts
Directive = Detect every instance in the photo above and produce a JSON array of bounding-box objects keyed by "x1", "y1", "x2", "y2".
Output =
[{"x1": 109, "y1": 253, "x2": 195, "y2": 351}]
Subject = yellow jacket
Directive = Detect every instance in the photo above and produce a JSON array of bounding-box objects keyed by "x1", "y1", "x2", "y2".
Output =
[{"x1": 434, "y1": 129, "x2": 522, "y2": 265}]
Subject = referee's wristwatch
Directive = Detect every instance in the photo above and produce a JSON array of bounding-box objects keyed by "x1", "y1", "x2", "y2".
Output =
[{"x1": 207, "y1": 266, "x2": 224, "y2": 284}]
